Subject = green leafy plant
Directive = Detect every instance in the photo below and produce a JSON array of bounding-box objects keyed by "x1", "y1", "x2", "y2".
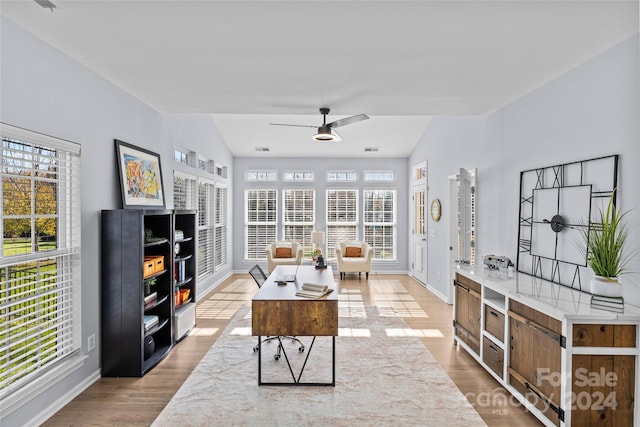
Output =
[{"x1": 582, "y1": 191, "x2": 634, "y2": 279}]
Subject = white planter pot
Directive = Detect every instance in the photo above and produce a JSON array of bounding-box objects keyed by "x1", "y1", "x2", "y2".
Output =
[{"x1": 590, "y1": 275, "x2": 623, "y2": 298}]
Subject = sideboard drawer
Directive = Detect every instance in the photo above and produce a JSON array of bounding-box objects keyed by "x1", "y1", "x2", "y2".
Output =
[
  {"x1": 573, "y1": 324, "x2": 636, "y2": 347},
  {"x1": 482, "y1": 336, "x2": 504, "y2": 379},
  {"x1": 484, "y1": 305, "x2": 505, "y2": 342}
]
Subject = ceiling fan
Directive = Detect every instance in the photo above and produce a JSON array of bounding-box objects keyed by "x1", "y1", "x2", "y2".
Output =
[{"x1": 270, "y1": 108, "x2": 369, "y2": 142}]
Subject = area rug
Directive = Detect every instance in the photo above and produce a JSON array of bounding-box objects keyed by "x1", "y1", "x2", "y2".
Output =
[{"x1": 152, "y1": 306, "x2": 486, "y2": 427}]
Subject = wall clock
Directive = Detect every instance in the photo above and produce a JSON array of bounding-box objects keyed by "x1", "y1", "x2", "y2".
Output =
[
  {"x1": 516, "y1": 155, "x2": 618, "y2": 291},
  {"x1": 430, "y1": 199, "x2": 441, "y2": 221}
]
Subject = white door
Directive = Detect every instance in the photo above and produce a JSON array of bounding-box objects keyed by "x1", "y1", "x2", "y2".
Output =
[{"x1": 412, "y1": 184, "x2": 428, "y2": 284}]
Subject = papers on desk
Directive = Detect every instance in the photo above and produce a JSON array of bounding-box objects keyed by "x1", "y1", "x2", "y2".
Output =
[{"x1": 295, "y1": 282, "x2": 334, "y2": 299}]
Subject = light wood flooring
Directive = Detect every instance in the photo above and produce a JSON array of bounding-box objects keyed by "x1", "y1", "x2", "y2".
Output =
[{"x1": 43, "y1": 274, "x2": 542, "y2": 426}]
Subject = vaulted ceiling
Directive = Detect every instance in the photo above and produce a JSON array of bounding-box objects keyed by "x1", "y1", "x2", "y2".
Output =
[{"x1": 2, "y1": 1, "x2": 637, "y2": 157}]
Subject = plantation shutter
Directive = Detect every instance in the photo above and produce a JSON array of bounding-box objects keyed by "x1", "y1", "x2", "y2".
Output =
[
  {"x1": 326, "y1": 189, "x2": 358, "y2": 259},
  {"x1": 364, "y1": 189, "x2": 396, "y2": 260},
  {"x1": 245, "y1": 189, "x2": 277, "y2": 259},
  {"x1": 283, "y1": 189, "x2": 314, "y2": 256}
]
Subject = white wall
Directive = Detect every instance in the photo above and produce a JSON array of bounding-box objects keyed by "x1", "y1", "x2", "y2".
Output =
[
  {"x1": 0, "y1": 17, "x2": 233, "y2": 426},
  {"x1": 411, "y1": 34, "x2": 640, "y2": 306},
  {"x1": 232, "y1": 157, "x2": 410, "y2": 274}
]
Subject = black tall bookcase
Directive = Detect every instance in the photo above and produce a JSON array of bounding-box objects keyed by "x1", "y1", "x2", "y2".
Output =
[{"x1": 100, "y1": 209, "x2": 174, "y2": 377}]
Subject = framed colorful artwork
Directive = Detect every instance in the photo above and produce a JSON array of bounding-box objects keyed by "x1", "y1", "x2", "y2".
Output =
[{"x1": 115, "y1": 139, "x2": 165, "y2": 209}]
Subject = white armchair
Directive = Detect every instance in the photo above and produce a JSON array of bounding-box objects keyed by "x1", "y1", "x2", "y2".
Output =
[
  {"x1": 265, "y1": 241, "x2": 304, "y2": 273},
  {"x1": 335, "y1": 241, "x2": 372, "y2": 280}
]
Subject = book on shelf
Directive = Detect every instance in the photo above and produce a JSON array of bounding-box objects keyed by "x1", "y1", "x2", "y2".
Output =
[
  {"x1": 144, "y1": 292, "x2": 157, "y2": 308},
  {"x1": 144, "y1": 315, "x2": 159, "y2": 331},
  {"x1": 295, "y1": 282, "x2": 334, "y2": 299}
]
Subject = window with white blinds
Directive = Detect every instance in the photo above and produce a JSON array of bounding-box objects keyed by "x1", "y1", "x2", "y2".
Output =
[
  {"x1": 282, "y1": 189, "x2": 314, "y2": 256},
  {"x1": 326, "y1": 189, "x2": 358, "y2": 258},
  {"x1": 245, "y1": 189, "x2": 277, "y2": 259},
  {"x1": 214, "y1": 185, "x2": 227, "y2": 269},
  {"x1": 173, "y1": 173, "x2": 197, "y2": 210},
  {"x1": 364, "y1": 189, "x2": 397, "y2": 260},
  {"x1": 198, "y1": 180, "x2": 215, "y2": 278},
  {"x1": 0, "y1": 124, "x2": 81, "y2": 398}
]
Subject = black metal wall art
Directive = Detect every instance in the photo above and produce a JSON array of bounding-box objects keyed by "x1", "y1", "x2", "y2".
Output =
[{"x1": 517, "y1": 155, "x2": 618, "y2": 291}]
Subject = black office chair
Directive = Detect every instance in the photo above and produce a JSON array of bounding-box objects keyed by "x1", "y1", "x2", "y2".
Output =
[{"x1": 249, "y1": 265, "x2": 304, "y2": 360}]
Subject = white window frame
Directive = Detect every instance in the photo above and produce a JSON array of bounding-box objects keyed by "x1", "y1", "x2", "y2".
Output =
[
  {"x1": 283, "y1": 171, "x2": 315, "y2": 182},
  {"x1": 173, "y1": 172, "x2": 197, "y2": 211},
  {"x1": 245, "y1": 170, "x2": 277, "y2": 182},
  {"x1": 326, "y1": 170, "x2": 358, "y2": 182},
  {"x1": 326, "y1": 189, "x2": 358, "y2": 259},
  {"x1": 363, "y1": 189, "x2": 397, "y2": 261},
  {"x1": 197, "y1": 179, "x2": 216, "y2": 279},
  {"x1": 245, "y1": 189, "x2": 277, "y2": 260},
  {"x1": 363, "y1": 170, "x2": 396, "y2": 182},
  {"x1": 282, "y1": 189, "x2": 315, "y2": 257},
  {"x1": 214, "y1": 184, "x2": 228, "y2": 269},
  {"x1": 0, "y1": 124, "x2": 82, "y2": 406}
]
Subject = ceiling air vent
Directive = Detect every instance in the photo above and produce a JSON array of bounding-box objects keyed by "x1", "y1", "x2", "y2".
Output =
[
  {"x1": 364, "y1": 147, "x2": 379, "y2": 152},
  {"x1": 255, "y1": 146, "x2": 270, "y2": 152}
]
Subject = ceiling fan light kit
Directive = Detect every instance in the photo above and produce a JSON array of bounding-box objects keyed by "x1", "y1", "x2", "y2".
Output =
[{"x1": 271, "y1": 107, "x2": 369, "y2": 142}]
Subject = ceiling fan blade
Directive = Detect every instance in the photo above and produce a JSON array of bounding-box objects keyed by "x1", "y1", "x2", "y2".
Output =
[
  {"x1": 327, "y1": 114, "x2": 369, "y2": 128},
  {"x1": 269, "y1": 123, "x2": 317, "y2": 128}
]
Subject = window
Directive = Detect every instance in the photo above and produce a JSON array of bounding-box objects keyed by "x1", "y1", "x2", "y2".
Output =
[
  {"x1": 326, "y1": 171, "x2": 357, "y2": 182},
  {"x1": 326, "y1": 189, "x2": 358, "y2": 258},
  {"x1": 173, "y1": 173, "x2": 197, "y2": 210},
  {"x1": 197, "y1": 158, "x2": 208, "y2": 172},
  {"x1": 283, "y1": 171, "x2": 314, "y2": 182},
  {"x1": 245, "y1": 189, "x2": 277, "y2": 259},
  {"x1": 282, "y1": 189, "x2": 315, "y2": 256},
  {"x1": 214, "y1": 185, "x2": 227, "y2": 269},
  {"x1": 198, "y1": 180, "x2": 215, "y2": 278},
  {"x1": 364, "y1": 170, "x2": 395, "y2": 182},
  {"x1": 0, "y1": 125, "x2": 81, "y2": 398},
  {"x1": 364, "y1": 190, "x2": 396, "y2": 260},
  {"x1": 174, "y1": 149, "x2": 189, "y2": 165},
  {"x1": 246, "y1": 170, "x2": 277, "y2": 182}
]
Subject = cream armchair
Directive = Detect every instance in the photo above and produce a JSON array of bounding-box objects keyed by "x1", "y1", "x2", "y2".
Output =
[
  {"x1": 335, "y1": 241, "x2": 372, "y2": 279},
  {"x1": 266, "y1": 241, "x2": 304, "y2": 273}
]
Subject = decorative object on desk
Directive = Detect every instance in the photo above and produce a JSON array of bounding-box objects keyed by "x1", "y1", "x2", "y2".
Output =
[
  {"x1": 295, "y1": 282, "x2": 333, "y2": 298},
  {"x1": 517, "y1": 155, "x2": 619, "y2": 291},
  {"x1": 315, "y1": 254, "x2": 327, "y2": 269},
  {"x1": 311, "y1": 230, "x2": 325, "y2": 261},
  {"x1": 114, "y1": 139, "x2": 165, "y2": 210},
  {"x1": 153, "y1": 306, "x2": 485, "y2": 426},
  {"x1": 430, "y1": 198, "x2": 441, "y2": 221},
  {"x1": 590, "y1": 294, "x2": 624, "y2": 313},
  {"x1": 581, "y1": 190, "x2": 635, "y2": 298},
  {"x1": 483, "y1": 255, "x2": 512, "y2": 270}
]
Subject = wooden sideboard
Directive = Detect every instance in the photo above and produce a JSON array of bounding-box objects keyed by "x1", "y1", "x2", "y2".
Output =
[{"x1": 453, "y1": 267, "x2": 639, "y2": 426}]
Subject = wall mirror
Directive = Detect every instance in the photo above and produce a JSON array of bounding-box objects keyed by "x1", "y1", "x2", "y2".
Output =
[{"x1": 456, "y1": 168, "x2": 476, "y2": 266}]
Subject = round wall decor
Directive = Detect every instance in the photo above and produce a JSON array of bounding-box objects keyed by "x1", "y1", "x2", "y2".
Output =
[{"x1": 430, "y1": 199, "x2": 441, "y2": 221}]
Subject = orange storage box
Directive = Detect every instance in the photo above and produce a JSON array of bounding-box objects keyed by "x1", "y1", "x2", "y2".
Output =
[{"x1": 143, "y1": 256, "x2": 164, "y2": 277}]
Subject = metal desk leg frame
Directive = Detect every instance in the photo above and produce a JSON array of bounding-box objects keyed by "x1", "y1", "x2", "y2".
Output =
[{"x1": 257, "y1": 336, "x2": 335, "y2": 386}]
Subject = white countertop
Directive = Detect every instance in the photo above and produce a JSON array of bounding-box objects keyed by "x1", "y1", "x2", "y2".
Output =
[{"x1": 454, "y1": 265, "x2": 640, "y2": 322}]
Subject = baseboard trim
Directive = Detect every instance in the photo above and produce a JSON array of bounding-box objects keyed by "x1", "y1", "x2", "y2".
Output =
[
  {"x1": 28, "y1": 368, "x2": 101, "y2": 426},
  {"x1": 408, "y1": 274, "x2": 451, "y2": 304}
]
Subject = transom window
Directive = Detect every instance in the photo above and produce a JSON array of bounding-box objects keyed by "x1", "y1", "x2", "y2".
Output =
[
  {"x1": 283, "y1": 171, "x2": 314, "y2": 182},
  {"x1": 246, "y1": 170, "x2": 277, "y2": 182},
  {"x1": 326, "y1": 171, "x2": 357, "y2": 182}
]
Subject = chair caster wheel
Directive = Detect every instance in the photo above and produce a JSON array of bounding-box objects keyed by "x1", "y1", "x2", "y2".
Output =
[
  {"x1": 274, "y1": 354, "x2": 280, "y2": 360},
  {"x1": 253, "y1": 347, "x2": 258, "y2": 353},
  {"x1": 298, "y1": 347, "x2": 304, "y2": 352}
]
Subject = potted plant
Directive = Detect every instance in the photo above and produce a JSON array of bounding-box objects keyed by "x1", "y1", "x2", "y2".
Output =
[
  {"x1": 311, "y1": 247, "x2": 322, "y2": 262},
  {"x1": 582, "y1": 191, "x2": 634, "y2": 297}
]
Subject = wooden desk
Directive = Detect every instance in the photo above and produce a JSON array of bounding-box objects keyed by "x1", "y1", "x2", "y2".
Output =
[{"x1": 252, "y1": 265, "x2": 338, "y2": 385}]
